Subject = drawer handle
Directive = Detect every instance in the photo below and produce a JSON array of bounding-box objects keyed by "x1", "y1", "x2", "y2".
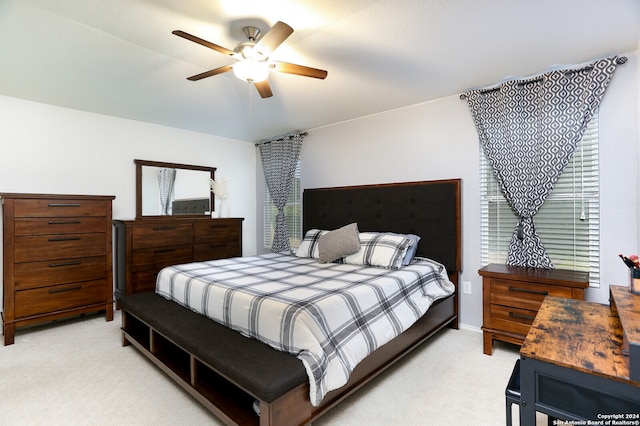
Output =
[
  {"x1": 153, "y1": 227, "x2": 176, "y2": 231},
  {"x1": 48, "y1": 261, "x2": 82, "y2": 268},
  {"x1": 48, "y1": 220, "x2": 82, "y2": 225},
  {"x1": 49, "y1": 285, "x2": 82, "y2": 294},
  {"x1": 508, "y1": 286, "x2": 549, "y2": 296},
  {"x1": 509, "y1": 311, "x2": 537, "y2": 321},
  {"x1": 48, "y1": 203, "x2": 81, "y2": 207},
  {"x1": 154, "y1": 248, "x2": 176, "y2": 254},
  {"x1": 48, "y1": 236, "x2": 81, "y2": 242}
]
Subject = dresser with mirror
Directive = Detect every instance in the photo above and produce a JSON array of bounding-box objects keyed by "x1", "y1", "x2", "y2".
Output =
[{"x1": 113, "y1": 160, "x2": 243, "y2": 299}]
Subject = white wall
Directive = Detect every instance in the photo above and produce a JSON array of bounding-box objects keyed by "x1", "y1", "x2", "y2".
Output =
[
  {"x1": 302, "y1": 51, "x2": 639, "y2": 329},
  {"x1": 0, "y1": 95, "x2": 258, "y2": 309},
  {"x1": 597, "y1": 53, "x2": 640, "y2": 304}
]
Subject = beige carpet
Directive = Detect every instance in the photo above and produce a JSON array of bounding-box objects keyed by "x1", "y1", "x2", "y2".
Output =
[{"x1": 0, "y1": 311, "x2": 550, "y2": 425}]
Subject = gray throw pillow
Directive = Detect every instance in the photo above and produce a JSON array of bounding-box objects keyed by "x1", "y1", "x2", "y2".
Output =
[{"x1": 318, "y1": 223, "x2": 361, "y2": 264}]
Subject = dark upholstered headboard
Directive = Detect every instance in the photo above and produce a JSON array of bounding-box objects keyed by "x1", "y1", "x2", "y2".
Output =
[
  {"x1": 172, "y1": 198, "x2": 210, "y2": 215},
  {"x1": 303, "y1": 179, "x2": 461, "y2": 275}
]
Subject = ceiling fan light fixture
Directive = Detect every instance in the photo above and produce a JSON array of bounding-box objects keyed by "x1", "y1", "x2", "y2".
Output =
[{"x1": 233, "y1": 59, "x2": 269, "y2": 83}]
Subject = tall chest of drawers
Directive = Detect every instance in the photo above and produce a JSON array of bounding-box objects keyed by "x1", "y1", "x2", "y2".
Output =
[
  {"x1": 113, "y1": 217, "x2": 243, "y2": 299},
  {"x1": 1, "y1": 193, "x2": 115, "y2": 345},
  {"x1": 478, "y1": 263, "x2": 588, "y2": 355}
]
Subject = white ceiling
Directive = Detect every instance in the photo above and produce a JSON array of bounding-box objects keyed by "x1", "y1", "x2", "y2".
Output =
[{"x1": 1, "y1": 0, "x2": 638, "y2": 142}]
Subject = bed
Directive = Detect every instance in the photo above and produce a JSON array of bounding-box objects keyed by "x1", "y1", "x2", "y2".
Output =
[{"x1": 119, "y1": 179, "x2": 461, "y2": 426}]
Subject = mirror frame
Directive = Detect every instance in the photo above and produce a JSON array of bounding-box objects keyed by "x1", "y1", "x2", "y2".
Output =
[{"x1": 135, "y1": 159, "x2": 216, "y2": 219}]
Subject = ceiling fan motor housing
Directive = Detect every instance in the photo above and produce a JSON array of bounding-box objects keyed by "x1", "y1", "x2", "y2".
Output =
[
  {"x1": 242, "y1": 26, "x2": 261, "y2": 41},
  {"x1": 235, "y1": 26, "x2": 268, "y2": 61}
]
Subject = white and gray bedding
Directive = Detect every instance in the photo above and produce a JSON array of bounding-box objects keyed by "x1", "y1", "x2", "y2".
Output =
[{"x1": 155, "y1": 252, "x2": 454, "y2": 406}]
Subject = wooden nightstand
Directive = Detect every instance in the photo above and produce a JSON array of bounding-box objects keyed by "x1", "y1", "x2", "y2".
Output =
[{"x1": 478, "y1": 263, "x2": 588, "y2": 355}]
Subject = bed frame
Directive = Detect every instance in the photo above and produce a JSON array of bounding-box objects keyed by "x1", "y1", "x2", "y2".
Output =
[{"x1": 119, "y1": 179, "x2": 461, "y2": 426}]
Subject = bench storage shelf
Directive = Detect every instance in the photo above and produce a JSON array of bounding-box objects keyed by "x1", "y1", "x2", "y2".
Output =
[
  {"x1": 119, "y1": 292, "x2": 310, "y2": 426},
  {"x1": 119, "y1": 290, "x2": 457, "y2": 426},
  {"x1": 123, "y1": 315, "x2": 262, "y2": 425}
]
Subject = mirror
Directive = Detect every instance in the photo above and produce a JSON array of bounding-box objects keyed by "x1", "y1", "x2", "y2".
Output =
[{"x1": 135, "y1": 159, "x2": 216, "y2": 219}]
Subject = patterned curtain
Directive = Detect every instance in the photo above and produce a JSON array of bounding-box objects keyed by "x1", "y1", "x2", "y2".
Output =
[
  {"x1": 259, "y1": 132, "x2": 304, "y2": 253},
  {"x1": 464, "y1": 56, "x2": 622, "y2": 268},
  {"x1": 157, "y1": 168, "x2": 176, "y2": 215}
]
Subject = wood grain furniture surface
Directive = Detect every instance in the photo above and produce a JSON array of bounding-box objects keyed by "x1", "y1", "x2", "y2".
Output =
[
  {"x1": 610, "y1": 285, "x2": 640, "y2": 381},
  {"x1": 519, "y1": 293, "x2": 640, "y2": 424},
  {"x1": 1, "y1": 193, "x2": 115, "y2": 345},
  {"x1": 113, "y1": 217, "x2": 243, "y2": 299},
  {"x1": 120, "y1": 179, "x2": 462, "y2": 426},
  {"x1": 478, "y1": 263, "x2": 588, "y2": 355}
]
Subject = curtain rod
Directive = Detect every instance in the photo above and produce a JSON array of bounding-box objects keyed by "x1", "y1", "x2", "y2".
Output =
[
  {"x1": 255, "y1": 131, "x2": 308, "y2": 146},
  {"x1": 459, "y1": 56, "x2": 628, "y2": 100}
]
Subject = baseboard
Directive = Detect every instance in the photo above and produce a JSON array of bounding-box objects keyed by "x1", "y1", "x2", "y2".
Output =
[{"x1": 459, "y1": 323, "x2": 482, "y2": 333}]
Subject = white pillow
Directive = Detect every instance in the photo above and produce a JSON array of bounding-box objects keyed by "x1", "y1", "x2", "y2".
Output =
[
  {"x1": 343, "y1": 232, "x2": 413, "y2": 269},
  {"x1": 295, "y1": 229, "x2": 328, "y2": 258}
]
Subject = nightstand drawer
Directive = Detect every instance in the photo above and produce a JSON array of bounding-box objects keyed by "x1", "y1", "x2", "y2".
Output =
[
  {"x1": 490, "y1": 279, "x2": 573, "y2": 311},
  {"x1": 490, "y1": 304, "x2": 538, "y2": 336},
  {"x1": 14, "y1": 279, "x2": 107, "y2": 318}
]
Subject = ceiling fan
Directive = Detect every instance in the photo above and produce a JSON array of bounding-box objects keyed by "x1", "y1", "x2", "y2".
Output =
[{"x1": 173, "y1": 21, "x2": 327, "y2": 98}]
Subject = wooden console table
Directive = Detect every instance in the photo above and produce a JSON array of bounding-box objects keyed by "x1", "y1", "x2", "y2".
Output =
[{"x1": 519, "y1": 289, "x2": 640, "y2": 425}]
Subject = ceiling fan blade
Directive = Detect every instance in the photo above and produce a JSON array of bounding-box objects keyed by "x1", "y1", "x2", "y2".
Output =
[
  {"x1": 254, "y1": 80, "x2": 273, "y2": 98},
  {"x1": 272, "y1": 61, "x2": 328, "y2": 79},
  {"x1": 172, "y1": 30, "x2": 235, "y2": 56},
  {"x1": 187, "y1": 65, "x2": 233, "y2": 81},
  {"x1": 254, "y1": 21, "x2": 293, "y2": 56}
]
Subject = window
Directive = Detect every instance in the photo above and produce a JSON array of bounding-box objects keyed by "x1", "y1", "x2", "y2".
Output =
[
  {"x1": 263, "y1": 159, "x2": 302, "y2": 249},
  {"x1": 480, "y1": 111, "x2": 599, "y2": 286}
]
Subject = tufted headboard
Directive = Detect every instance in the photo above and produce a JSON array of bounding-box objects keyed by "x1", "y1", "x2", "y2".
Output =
[
  {"x1": 172, "y1": 198, "x2": 210, "y2": 215},
  {"x1": 302, "y1": 179, "x2": 461, "y2": 275}
]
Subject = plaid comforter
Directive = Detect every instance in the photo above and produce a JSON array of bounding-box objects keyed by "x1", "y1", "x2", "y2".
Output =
[{"x1": 155, "y1": 253, "x2": 454, "y2": 406}]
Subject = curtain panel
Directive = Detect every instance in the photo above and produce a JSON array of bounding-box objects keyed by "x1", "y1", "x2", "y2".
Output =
[
  {"x1": 157, "y1": 168, "x2": 176, "y2": 216},
  {"x1": 259, "y1": 132, "x2": 304, "y2": 253},
  {"x1": 464, "y1": 56, "x2": 622, "y2": 268}
]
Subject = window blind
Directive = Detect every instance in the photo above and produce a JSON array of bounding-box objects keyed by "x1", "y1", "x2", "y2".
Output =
[
  {"x1": 480, "y1": 111, "x2": 599, "y2": 286},
  {"x1": 263, "y1": 159, "x2": 302, "y2": 249}
]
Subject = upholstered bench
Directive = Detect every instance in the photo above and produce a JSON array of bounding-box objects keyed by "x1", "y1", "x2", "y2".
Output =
[{"x1": 118, "y1": 292, "x2": 308, "y2": 405}]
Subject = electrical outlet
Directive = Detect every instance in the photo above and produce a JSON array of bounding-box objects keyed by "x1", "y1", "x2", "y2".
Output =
[{"x1": 463, "y1": 281, "x2": 472, "y2": 294}]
